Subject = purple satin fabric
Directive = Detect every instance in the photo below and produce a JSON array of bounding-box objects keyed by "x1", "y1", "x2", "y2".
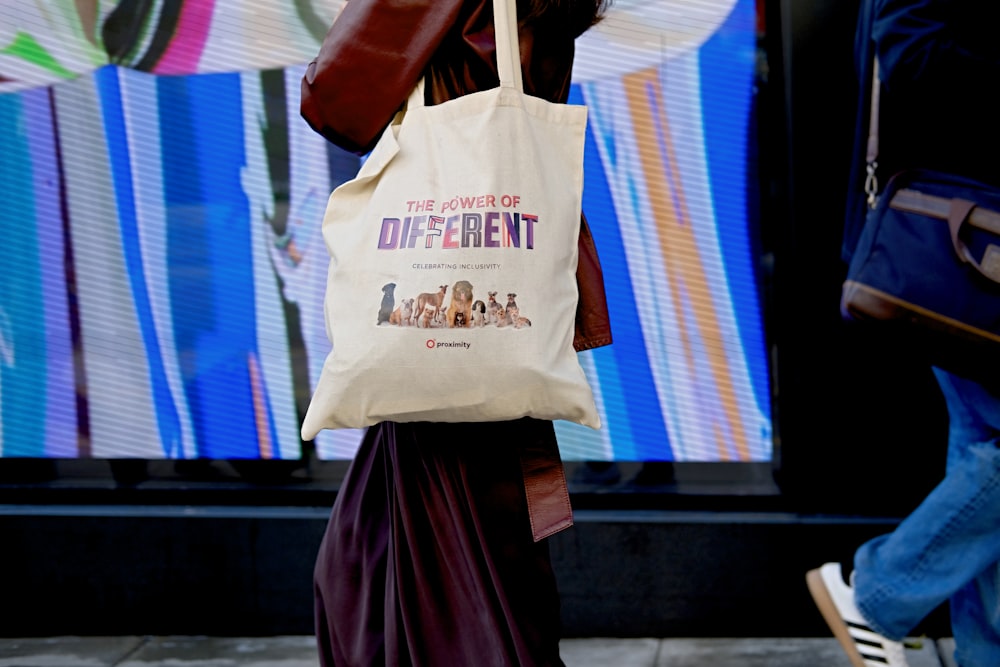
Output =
[{"x1": 313, "y1": 419, "x2": 567, "y2": 667}]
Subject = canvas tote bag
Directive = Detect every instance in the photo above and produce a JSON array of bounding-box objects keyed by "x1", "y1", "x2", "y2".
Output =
[{"x1": 300, "y1": 0, "x2": 601, "y2": 436}]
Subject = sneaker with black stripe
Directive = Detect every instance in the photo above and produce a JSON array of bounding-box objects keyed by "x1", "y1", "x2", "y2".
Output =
[{"x1": 806, "y1": 562, "x2": 910, "y2": 667}]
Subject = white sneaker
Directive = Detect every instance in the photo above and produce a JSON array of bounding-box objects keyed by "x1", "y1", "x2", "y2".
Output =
[{"x1": 806, "y1": 562, "x2": 911, "y2": 667}]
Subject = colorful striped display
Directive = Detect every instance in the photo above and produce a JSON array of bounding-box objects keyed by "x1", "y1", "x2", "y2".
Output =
[{"x1": 0, "y1": 0, "x2": 770, "y2": 462}]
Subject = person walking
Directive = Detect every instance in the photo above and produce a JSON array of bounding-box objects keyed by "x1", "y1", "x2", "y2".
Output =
[
  {"x1": 807, "y1": 2, "x2": 1000, "y2": 667},
  {"x1": 299, "y1": 1, "x2": 612, "y2": 665}
]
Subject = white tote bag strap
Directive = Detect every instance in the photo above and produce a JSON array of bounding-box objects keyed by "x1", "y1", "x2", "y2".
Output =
[{"x1": 493, "y1": 0, "x2": 523, "y2": 91}]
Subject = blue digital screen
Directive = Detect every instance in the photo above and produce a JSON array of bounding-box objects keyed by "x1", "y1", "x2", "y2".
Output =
[{"x1": 0, "y1": 0, "x2": 771, "y2": 462}]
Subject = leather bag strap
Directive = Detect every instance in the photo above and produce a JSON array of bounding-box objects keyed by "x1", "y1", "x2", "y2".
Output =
[{"x1": 864, "y1": 59, "x2": 881, "y2": 207}]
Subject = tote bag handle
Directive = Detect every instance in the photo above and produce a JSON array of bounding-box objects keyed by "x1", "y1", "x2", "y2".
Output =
[
  {"x1": 407, "y1": 0, "x2": 523, "y2": 111},
  {"x1": 493, "y1": 0, "x2": 523, "y2": 91}
]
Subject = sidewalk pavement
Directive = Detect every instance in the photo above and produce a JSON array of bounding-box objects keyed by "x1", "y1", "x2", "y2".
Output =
[{"x1": 0, "y1": 635, "x2": 958, "y2": 666}]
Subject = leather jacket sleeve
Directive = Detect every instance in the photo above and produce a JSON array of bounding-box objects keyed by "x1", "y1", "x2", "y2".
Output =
[
  {"x1": 575, "y1": 213, "x2": 612, "y2": 351},
  {"x1": 301, "y1": 0, "x2": 466, "y2": 155}
]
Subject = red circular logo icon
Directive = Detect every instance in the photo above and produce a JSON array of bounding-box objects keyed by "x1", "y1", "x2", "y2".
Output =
[{"x1": 425, "y1": 339, "x2": 436, "y2": 349}]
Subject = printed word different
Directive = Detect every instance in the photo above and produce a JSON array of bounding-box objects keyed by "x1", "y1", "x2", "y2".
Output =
[{"x1": 378, "y1": 212, "x2": 537, "y2": 251}]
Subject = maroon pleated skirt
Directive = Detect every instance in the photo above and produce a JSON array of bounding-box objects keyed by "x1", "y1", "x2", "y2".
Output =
[{"x1": 313, "y1": 419, "x2": 568, "y2": 667}]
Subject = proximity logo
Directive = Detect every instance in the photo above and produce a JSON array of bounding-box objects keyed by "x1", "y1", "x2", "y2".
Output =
[{"x1": 425, "y1": 339, "x2": 472, "y2": 350}]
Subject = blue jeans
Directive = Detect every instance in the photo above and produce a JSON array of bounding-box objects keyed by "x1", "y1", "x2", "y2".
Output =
[{"x1": 853, "y1": 369, "x2": 1000, "y2": 667}]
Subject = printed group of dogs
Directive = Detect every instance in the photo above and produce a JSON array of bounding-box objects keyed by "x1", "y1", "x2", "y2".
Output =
[{"x1": 377, "y1": 280, "x2": 532, "y2": 329}]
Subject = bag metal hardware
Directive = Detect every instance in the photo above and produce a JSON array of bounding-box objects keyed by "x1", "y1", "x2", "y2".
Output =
[{"x1": 865, "y1": 161, "x2": 879, "y2": 208}]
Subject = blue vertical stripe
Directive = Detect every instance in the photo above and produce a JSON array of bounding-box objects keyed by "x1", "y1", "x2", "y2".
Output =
[
  {"x1": 572, "y1": 85, "x2": 674, "y2": 461},
  {"x1": 25, "y1": 89, "x2": 78, "y2": 457},
  {"x1": 699, "y1": 0, "x2": 771, "y2": 421},
  {"x1": 158, "y1": 72, "x2": 265, "y2": 458},
  {"x1": 96, "y1": 66, "x2": 184, "y2": 457},
  {"x1": 0, "y1": 93, "x2": 48, "y2": 456}
]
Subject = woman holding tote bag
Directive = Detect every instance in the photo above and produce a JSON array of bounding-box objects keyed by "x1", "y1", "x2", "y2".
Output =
[{"x1": 300, "y1": 0, "x2": 612, "y2": 665}]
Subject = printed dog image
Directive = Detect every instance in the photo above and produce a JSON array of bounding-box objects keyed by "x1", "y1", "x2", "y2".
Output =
[
  {"x1": 377, "y1": 282, "x2": 396, "y2": 325},
  {"x1": 486, "y1": 291, "x2": 501, "y2": 324},
  {"x1": 446, "y1": 280, "x2": 474, "y2": 328},
  {"x1": 417, "y1": 303, "x2": 437, "y2": 328},
  {"x1": 505, "y1": 303, "x2": 519, "y2": 324},
  {"x1": 453, "y1": 311, "x2": 466, "y2": 328},
  {"x1": 471, "y1": 300, "x2": 486, "y2": 327},
  {"x1": 389, "y1": 298, "x2": 414, "y2": 326},
  {"x1": 503, "y1": 293, "x2": 518, "y2": 326},
  {"x1": 416, "y1": 285, "x2": 448, "y2": 321}
]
